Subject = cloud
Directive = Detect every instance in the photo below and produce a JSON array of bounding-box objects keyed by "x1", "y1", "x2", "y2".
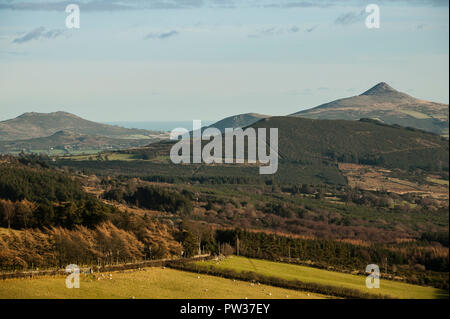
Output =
[
  {"x1": 42, "y1": 29, "x2": 65, "y2": 38},
  {"x1": 0, "y1": 0, "x2": 204, "y2": 12},
  {"x1": 12, "y1": 26, "x2": 66, "y2": 44},
  {"x1": 334, "y1": 10, "x2": 365, "y2": 26},
  {"x1": 0, "y1": 0, "x2": 447, "y2": 12},
  {"x1": 144, "y1": 30, "x2": 179, "y2": 40},
  {"x1": 248, "y1": 25, "x2": 300, "y2": 38},
  {"x1": 0, "y1": 1, "x2": 133, "y2": 11},
  {"x1": 305, "y1": 25, "x2": 318, "y2": 32}
]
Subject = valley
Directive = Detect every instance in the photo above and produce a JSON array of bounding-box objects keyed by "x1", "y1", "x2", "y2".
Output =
[{"x1": 0, "y1": 83, "x2": 448, "y2": 300}]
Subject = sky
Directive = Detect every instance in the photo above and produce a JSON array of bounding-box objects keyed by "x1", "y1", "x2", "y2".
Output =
[{"x1": 0, "y1": 0, "x2": 448, "y2": 122}]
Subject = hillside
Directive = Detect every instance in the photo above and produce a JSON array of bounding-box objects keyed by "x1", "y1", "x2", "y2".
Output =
[
  {"x1": 292, "y1": 83, "x2": 449, "y2": 136},
  {"x1": 0, "y1": 111, "x2": 160, "y2": 141},
  {"x1": 61, "y1": 116, "x2": 450, "y2": 187},
  {"x1": 0, "y1": 130, "x2": 157, "y2": 154},
  {"x1": 251, "y1": 116, "x2": 449, "y2": 171},
  {"x1": 207, "y1": 113, "x2": 270, "y2": 132}
]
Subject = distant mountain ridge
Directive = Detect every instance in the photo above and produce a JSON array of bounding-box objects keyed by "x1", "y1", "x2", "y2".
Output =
[
  {"x1": 291, "y1": 82, "x2": 449, "y2": 136},
  {"x1": 117, "y1": 115, "x2": 449, "y2": 177},
  {"x1": 0, "y1": 111, "x2": 159, "y2": 141},
  {"x1": 207, "y1": 113, "x2": 270, "y2": 132},
  {"x1": 105, "y1": 121, "x2": 215, "y2": 132},
  {"x1": 0, "y1": 129, "x2": 156, "y2": 154}
]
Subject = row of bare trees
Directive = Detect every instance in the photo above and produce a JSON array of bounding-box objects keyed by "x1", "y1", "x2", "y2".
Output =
[{"x1": 0, "y1": 221, "x2": 181, "y2": 271}]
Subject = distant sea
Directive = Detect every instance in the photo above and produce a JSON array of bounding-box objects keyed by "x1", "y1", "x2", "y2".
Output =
[{"x1": 105, "y1": 121, "x2": 214, "y2": 132}]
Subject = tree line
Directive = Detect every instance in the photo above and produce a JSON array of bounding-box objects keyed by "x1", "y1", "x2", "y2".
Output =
[
  {"x1": 0, "y1": 218, "x2": 183, "y2": 271},
  {"x1": 213, "y1": 229, "x2": 449, "y2": 289},
  {"x1": 103, "y1": 185, "x2": 193, "y2": 215}
]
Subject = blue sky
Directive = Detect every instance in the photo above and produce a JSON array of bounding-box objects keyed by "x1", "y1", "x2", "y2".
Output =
[{"x1": 0, "y1": 0, "x2": 448, "y2": 122}]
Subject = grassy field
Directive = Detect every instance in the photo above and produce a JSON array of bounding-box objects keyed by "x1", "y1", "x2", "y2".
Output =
[
  {"x1": 60, "y1": 153, "x2": 136, "y2": 161},
  {"x1": 197, "y1": 256, "x2": 448, "y2": 299},
  {"x1": 426, "y1": 177, "x2": 449, "y2": 186},
  {"x1": 398, "y1": 110, "x2": 431, "y2": 119},
  {"x1": 0, "y1": 267, "x2": 327, "y2": 299}
]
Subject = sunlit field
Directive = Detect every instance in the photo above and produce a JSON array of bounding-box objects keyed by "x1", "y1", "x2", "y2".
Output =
[
  {"x1": 0, "y1": 267, "x2": 327, "y2": 299},
  {"x1": 197, "y1": 256, "x2": 448, "y2": 299}
]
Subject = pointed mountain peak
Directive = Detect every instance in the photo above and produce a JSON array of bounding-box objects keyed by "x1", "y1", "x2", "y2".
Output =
[{"x1": 361, "y1": 82, "x2": 399, "y2": 96}]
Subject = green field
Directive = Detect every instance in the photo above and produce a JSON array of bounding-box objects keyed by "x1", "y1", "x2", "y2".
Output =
[
  {"x1": 60, "y1": 153, "x2": 136, "y2": 161},
  {"x1": 0, "y1": 267, "x2": 327, "y2": 299},
  {"x1": 197, "y1": 256, "x2": 448, "y2": 299},
  {"x1": 426, "y1": 177, "x2": 449, "y2": 186},
  {"x1": 398, "y1": 110, "x2": 431, "y2": 119}
]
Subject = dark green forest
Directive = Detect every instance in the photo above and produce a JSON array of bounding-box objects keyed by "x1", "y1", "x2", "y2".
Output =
[
  {"x1": 0, "y1": 162, "x2": 116, "y2": 229},
  {"x1": 103, "y1": 185, "x2": 193, "y2": 215}
]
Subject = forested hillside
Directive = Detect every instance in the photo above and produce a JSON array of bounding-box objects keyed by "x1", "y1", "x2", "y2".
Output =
[
  {"x1": 0, "y1": 156, "x2": 183, "y2": 268},
  {"x1": 252, "y1": 117, "x2": 449, "y2": 171},
  {"x1": 0, "y1": 158, "x2": 115, "y2": 228}
]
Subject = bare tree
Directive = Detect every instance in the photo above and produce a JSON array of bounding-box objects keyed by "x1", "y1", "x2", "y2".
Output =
[{"x1": 0, "y1": 199, "x2": 15, "y2": 228}]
